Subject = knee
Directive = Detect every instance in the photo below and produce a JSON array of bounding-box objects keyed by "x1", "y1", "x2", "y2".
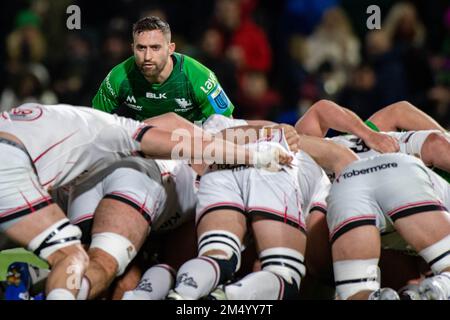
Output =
[
  {"x1": 89, "y1": 232, "x2": 137, "y2": 276},
  {"x1": 47, "y1": 243, "x2": 90, "y2": 271}
]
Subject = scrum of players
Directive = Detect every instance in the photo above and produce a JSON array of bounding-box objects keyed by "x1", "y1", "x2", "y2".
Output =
[
  {"x1": 1, "y1": 99, "x2": 450, "y2": 301},
  {"x1": 1, "y1": 16, "x2": 450, "y2": 300}
]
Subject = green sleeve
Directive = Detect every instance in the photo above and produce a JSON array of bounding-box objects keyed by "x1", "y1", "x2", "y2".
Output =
[
  {"x1": 92, "y1": 66, "x2": 124, "y2": 112},
  {"x1": 364, "y1": 120, "x2": 380, "y2": 132},
  {"x1": 183, "y1": 55, "x2": 234, "y2": 118}
]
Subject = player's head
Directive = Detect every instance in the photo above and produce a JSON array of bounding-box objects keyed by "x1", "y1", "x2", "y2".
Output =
[{"x1": 132, "y1": 16, "x2": 175, "y2": 80}]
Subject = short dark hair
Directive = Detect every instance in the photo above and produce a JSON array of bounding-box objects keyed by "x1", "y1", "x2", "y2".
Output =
[{"x1": 132, "y1": 16, "x2": 171, "y2": 39}]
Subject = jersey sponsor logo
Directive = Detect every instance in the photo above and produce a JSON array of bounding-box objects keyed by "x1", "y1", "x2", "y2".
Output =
[
  {"x1": 200, "y1": 72, "x2": 218, "y2": 94},
  {"x1": 175, "y1": 98, "x2": 193, "y2": 109},
  {"x1": 7, "y1": 106, "x2": 43, "y2": 121},
  {"x1": 146, "y1": 92, "x2": 167, "y2": 99},
  {"x1": 126, "y1": 95, "x2": 136, "y2": 104},
  {"x1": 349, "y1": 137, "x2": 371, "y2": 153},
  {"x1": 105, "y1": 72, "x2": 117, "y2": 98},
  {"x1": 125, "y1": 96, "x2": 143, "y2": 111},
  {"x1": 338, "y1": 162, "x2": 398, "y2": 181},
  {"x1": 208, "y1": 85, "x2": 230, "y2": 114},
  {"x1": 174, "y1": 98, "x2": 194, "y2": 112}
]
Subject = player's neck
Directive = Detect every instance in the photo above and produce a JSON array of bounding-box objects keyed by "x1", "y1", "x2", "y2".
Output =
[{"x1": 144, "y1": 56, "x2": 174, "y2": 84}]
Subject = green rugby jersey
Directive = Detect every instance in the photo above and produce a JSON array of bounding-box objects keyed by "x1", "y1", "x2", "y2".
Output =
[{"x1": 92, "y1": 53, "x2": 234, "y2": 122}]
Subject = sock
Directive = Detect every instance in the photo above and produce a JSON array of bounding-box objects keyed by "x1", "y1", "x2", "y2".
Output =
[
  {"x1": 174, "y1": 257, "x2": 220, "y2": 300},
  {"x1": 225, "y1": 271, "x2": 284, "y2": 300},
  {"x1": 46, "y1": 288, "x2": 76, "y2": 300},
  {"x1": 122, "y1": 264, "x2": 175, "y2": 300},
  {"x1": 76, "y1": 277, "x2": 90, "y2": 300}
]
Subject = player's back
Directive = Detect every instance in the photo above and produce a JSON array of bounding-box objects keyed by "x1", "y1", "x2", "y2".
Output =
[{"x1": 0, "y1": 103, "x2": 144, "y2": 190}]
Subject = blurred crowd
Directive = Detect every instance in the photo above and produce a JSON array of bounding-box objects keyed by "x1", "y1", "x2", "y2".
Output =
[{"x1": 1, "y1": 0, "x2": 449, "y2": 129}]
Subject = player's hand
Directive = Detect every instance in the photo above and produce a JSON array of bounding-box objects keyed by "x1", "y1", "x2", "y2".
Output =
[
  {"x1": 253, "y1": 143, "x2": 293, "y2": 171},
  {"x1": 364, "y1": 131, "x2": 400, "y2": 153},
  {"x1": 271, "y1": 124, "x2": 301, "y2": 152}
]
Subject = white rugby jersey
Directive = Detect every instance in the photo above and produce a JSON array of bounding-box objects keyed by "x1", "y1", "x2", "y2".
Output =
[
  {"x1": 0, "y1": 103, "x2": 148, "y2": 190},
  {"x1": 153, "y1": 160, "x2": 199, "y2": 232},
  {"x1": 202, "y1": 114, "x2": 331, "y2": 217}
]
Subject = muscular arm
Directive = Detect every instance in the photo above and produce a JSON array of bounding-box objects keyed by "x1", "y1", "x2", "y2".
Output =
[
  {"x1": 139, "y1": 122, "x2": 292, "y2": 167},
  {"x1": 297, "y1": 134, "x2": 359, "y2": 175},
  {"x1": 144, "y1": 112, "x2": 204, "y2": 137},
  {"x1": 368, "y1": 101, "x2": 446, "y2": 132},
  {"x1": 295, "y1": 100, "x2": 372, "y2": 138},
  {"x1": 295, "y1": 99, "x2": 399, "y2": 153}
]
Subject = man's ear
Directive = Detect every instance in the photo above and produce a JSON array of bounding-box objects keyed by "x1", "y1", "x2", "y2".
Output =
[{"x1": 169, "y1": 42, "x2": 176, "y2": 54}]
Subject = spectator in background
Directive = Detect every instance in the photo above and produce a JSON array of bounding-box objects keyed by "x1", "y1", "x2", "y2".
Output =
[
  {"x1": 283, "y1": 34, "x2": 322, "y2": 120},
  {"x1": 211, "y1": 0, "x2": 272, "y2": 73},
  {"x1": 52, "y1": 32, "x2": 96, "y2": 106},
  {"x1": 337, "y1": 63, "x2": 379, "y2": 120},
  {"x1": 0, "y1": 64, "x2": 57, "y2": 111},
  {"x1": 383, "y1": 2, "x2": 434, "y2": 110},
  {"x1": 365, "y1": 29, "x2": 408, "y2": 107},
  {"x1": 6, "y1": 10, "x2": 47, "y2": 73},
  {"x1": 235, "y1": 70, "x2": 281, "y2": 120},
  {"x1": 303, "y1": 7, "x2": 361, "y2": 98},
  {"x1": 195, "y1": 29, "x2": 238, "y2": 104},
  {"x1": 429, "y1": 6, "x2": 450, "y2": 128},
  {"x1": 283, "y1": 0, "x2": 338, "y2": 36}
]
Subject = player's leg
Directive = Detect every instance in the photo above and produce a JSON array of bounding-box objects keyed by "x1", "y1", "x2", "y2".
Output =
[
  {"x1": 221, "y1": 168, "x2": 307, "y2": 300},
  {"x1": 5, "y1": 203, "x2": 88, "y2": 300},
  {"x1": 80, "y1": 166, "x2": 164, "y2": 299},
  {"x1": 377, "y1": 154, "x2": 450, "y2": 299},
  {"x1": 83, "y1": 198, "x2": 150, "y2": 299},
  {"x1": 122, "y1": 219, "x2": 198, "y2": 300},
  {"x1": 224, "y1": 217, "x2": 306, "y2": 300},
  {"x1": 326, "y1": 158, "x2": 395, "y2": 300},
  {"x1": 169, "y1": 209, "x2": 246, "y2": 300},
  {"x1": 121, "y1": 263, "x2": 176, "y2": 300},
  {"x1": 0, "y1": 142, "x2": 87, "y2": 299},
  {"x1": 304, "y1": 211, "x2": 333, "y2": 284},
  {"x1": 169, "y1": 169, "x2": 246, "y2": 300},
  {"x1": 300, "y1": 210, "x2": 336, "y2": 299},
  {"x1": 391, "y1": 211, "x2": 450, "y2": 299}
]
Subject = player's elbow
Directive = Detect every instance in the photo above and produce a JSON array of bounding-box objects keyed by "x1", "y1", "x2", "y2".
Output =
[{"x1": 331, "y1": 144, "x2": 358, "y2": 174}]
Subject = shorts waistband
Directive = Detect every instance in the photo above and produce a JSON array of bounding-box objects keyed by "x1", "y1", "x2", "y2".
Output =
[
  {"x1": 0, "y1": 137, "x2": 28, "y2": 154},
  {"x1": 0, "y1": 137, "x2": 36, "y2": 173}
]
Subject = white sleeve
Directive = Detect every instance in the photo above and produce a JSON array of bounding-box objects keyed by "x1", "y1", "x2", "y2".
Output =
[{"x1": 202, "y1": 114, "x2": 248, "y2": 134}]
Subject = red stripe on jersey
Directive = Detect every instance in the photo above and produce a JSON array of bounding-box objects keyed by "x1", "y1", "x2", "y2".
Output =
[{"x1": 33, "y1": 131, "x2": 78, "y2": 164}]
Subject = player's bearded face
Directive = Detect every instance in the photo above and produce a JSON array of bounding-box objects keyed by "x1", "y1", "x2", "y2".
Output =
[{"x1": 133, "y1": 30, "x2": 173, "y2": 78}]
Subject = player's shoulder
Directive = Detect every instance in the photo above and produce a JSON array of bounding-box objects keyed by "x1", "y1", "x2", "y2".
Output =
[
  {"x1": 107, "y1": 56, "x2": 137, "y2": 84},
  {"x1": 179, "y1": 52, "x2": 213, "y2": 78}
]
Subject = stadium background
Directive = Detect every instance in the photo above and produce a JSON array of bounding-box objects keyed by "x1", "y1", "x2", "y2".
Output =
[
  {"x1": 0, "y1": 0, "x2": 449, "y2": 294},
  {"x1": 0, "y1": 0, "x2": 449, "y2": 128}
]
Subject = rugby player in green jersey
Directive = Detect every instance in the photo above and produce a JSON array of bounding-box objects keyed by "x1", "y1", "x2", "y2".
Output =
[{"x1": 92, "y1": 16, "x2": 234, "y2": 123}]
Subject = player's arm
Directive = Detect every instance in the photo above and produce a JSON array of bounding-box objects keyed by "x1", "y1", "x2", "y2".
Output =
[
  {"x1": 138, "y1": 126, "x2": 292, "y2": 167},
  {"x1": 295, "y1": 99, "x2": 399, "y2": 153},
  {"x1": 367, "y1": 101, "x2": 447, "y2": 133},
  {"x1": 92, "y1": 70, "x2": 122, "y2": 113},
  {"x1": 184, "y1": 56, "x2": 235, "y2": 118},
  {"x1": 144, "y1": 112, "x2": 202, "y2": 134},
  {"x1": 297, "y1": 134, "x2": 359, "y2": 175}
]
